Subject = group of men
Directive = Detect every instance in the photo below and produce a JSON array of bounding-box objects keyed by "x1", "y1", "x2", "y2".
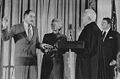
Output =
[{"x1": 1, "y1": 9, "x2": 120, "y2": 79}]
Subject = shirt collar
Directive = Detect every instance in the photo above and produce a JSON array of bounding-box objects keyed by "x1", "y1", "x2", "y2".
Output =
[
  {"x1": 106, "y1": 27, "x2": 110, "y2": 33},
  {"x1": 24, "y1": 21, "x2": 28, "y2": 27},
  {"x1": 103, "y1": 27, "x2": 110, "y2": 33}
]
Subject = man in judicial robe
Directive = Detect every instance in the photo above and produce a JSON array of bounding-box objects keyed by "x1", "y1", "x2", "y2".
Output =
[
  {"x1": 41, "y1": 18, "x2": 67, "y2": 79},
  {"x1": 97, "y1": 17, "x2": 120, "y2": 79},
  {"x1": 1, "y1": 10, "x2": 42, "y2": 79},
  {"x1": 76, "y1": 9, "x2": 101, "y2": 79}
]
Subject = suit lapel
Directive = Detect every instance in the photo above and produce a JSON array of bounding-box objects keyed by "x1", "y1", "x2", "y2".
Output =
[
  {"x1": 30, "y1": 26, "x2": 35, "y2": 41},
  {"x1": 22, "y1": 23, "x2": 35, "y2": 41},
  {"x1": 21, "y1": 23, "x2": 37, "y2": 42},
  {"x1": 104, "y1": 29, "x2": 112, "y2": 42},
  {"x1": 20, "y1": 23, "x2": 31, "y2": 41},
  {"x1": 21, "y1": 23, "x2": 27, "y2": 36}
]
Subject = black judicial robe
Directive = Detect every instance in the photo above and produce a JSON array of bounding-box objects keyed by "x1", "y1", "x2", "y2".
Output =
[{"x1": 76, "y1": 22, "x2": 101, "y2": 79}]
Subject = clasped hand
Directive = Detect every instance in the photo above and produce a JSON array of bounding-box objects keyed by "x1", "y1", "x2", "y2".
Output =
[{"x1": 41, "y1": 43, "x2": 54, "y2": 53}]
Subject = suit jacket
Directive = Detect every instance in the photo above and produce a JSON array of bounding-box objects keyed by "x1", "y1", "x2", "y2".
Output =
[
  {"x1": 98, "y1": 29, "x2": 120, "y2": 79},
  {"x1": 76, "y1": 22, "x2": 101, "y2": 79},
  {"x1": 103, "y1": 29, "x2": 119, "y2": 64},
  {"x1": 2, "y1": 23, "x2": 41, "y2": 65}
]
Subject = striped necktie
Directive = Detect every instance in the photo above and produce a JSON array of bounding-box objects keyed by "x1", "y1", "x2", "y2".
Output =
[
  {"x1": 102, "y1": 31, "x2": 106, "y2": 41},
  {"x1": 102, "y1": 31, "x2": 106, "y2": 38},
  {"x1": 28, "y1": 25, "x2": 32, "y2": 40}
]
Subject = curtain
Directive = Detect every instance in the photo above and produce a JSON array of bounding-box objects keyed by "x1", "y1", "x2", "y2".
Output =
[
  {"x1": 116, "y1": 0, "x2": 120, "y2": 33},
  {"x1": 85, "y1": 0, "x2": 97, "y2": 12},
  {"x1": 0, "y1": 0, "x2": 84, "y2": 79}
]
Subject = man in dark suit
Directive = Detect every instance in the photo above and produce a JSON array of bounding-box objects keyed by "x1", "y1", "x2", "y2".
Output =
[
  {"x1": 1, "y1": 10, "x2": 42, "y2": 79},
  {"x1": 76, "y1": 9, "x2": 101, "y2": 79},
  {"x1": 97, "y1": 17, "x2": 120, "y2": 79},
  {"x1": 41, "y1": 18, "x2": 67, "y2": 79}
]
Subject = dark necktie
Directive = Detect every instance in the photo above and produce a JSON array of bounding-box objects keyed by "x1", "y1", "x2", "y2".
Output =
[
  {"x1": 102, "y1": 31, "x2": 106, "y2": 37},
  {"x1": 102, "y1": 31, "x2": 106, "y2": 41}
]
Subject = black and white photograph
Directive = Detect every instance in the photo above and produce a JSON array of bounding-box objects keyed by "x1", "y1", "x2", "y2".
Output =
[{"x1": 0, "y1": 0, "x2": 120, "y2": 79}]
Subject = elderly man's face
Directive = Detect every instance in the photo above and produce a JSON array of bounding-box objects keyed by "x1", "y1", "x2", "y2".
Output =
[
  {"x1": 51, "y1": 22, "x2": 60, "y2": 33},
  {"x1": 24, "y1": 11, "x2": 35, "y2": 26},
  {"x1": 101, "y1": 20, "x2": 110, "y2": 30}
]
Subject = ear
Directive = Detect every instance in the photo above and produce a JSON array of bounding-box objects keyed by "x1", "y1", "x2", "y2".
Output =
[
  {"x1": 88, "y1": 16, "x2": 91, "y2": 21},
  {"x1": 108, "y1": 23, "x2": 111, "y2": 27}
]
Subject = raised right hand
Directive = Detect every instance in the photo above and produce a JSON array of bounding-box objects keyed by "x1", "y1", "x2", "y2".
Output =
[{"x1": 2, "y1": 16, "x2": 8, "y2": 29}]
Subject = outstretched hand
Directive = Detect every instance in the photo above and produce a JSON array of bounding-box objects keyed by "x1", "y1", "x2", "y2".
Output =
[{"x1": 2, "y1": 16, "x2": 9, "y2": 29}]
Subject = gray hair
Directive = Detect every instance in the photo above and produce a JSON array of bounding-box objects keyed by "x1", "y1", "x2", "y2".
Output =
[
  {"x1": 85, "y1": 9, "x2": 96, "y2": 22},
  {"x1": 51, "y1": 18, "x2": 63, "y2": 30}
]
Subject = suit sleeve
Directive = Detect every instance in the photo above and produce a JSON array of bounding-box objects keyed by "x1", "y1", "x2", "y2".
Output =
[
  {"x1": 2, "y1": 25, "x2": 16, "y2": 41},
  {"x1": 117, "y1": 33, "x2": 120, "y2": 52},
  {"x1": 112, "y1": 32, "x2": 120, "y2": 60}
]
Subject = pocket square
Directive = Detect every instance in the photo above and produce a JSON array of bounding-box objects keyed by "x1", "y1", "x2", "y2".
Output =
[{"x1": 109, "y1": 36, "x2": 113, "y2": 39}]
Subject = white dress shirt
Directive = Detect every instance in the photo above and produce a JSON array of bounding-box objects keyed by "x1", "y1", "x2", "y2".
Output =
[
  {"x1": 24, "y1": 22, "x2": 33, "y2": 39},
  {"x1": 102, "y1": 28, "x2": 110, "y2": 41}
]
